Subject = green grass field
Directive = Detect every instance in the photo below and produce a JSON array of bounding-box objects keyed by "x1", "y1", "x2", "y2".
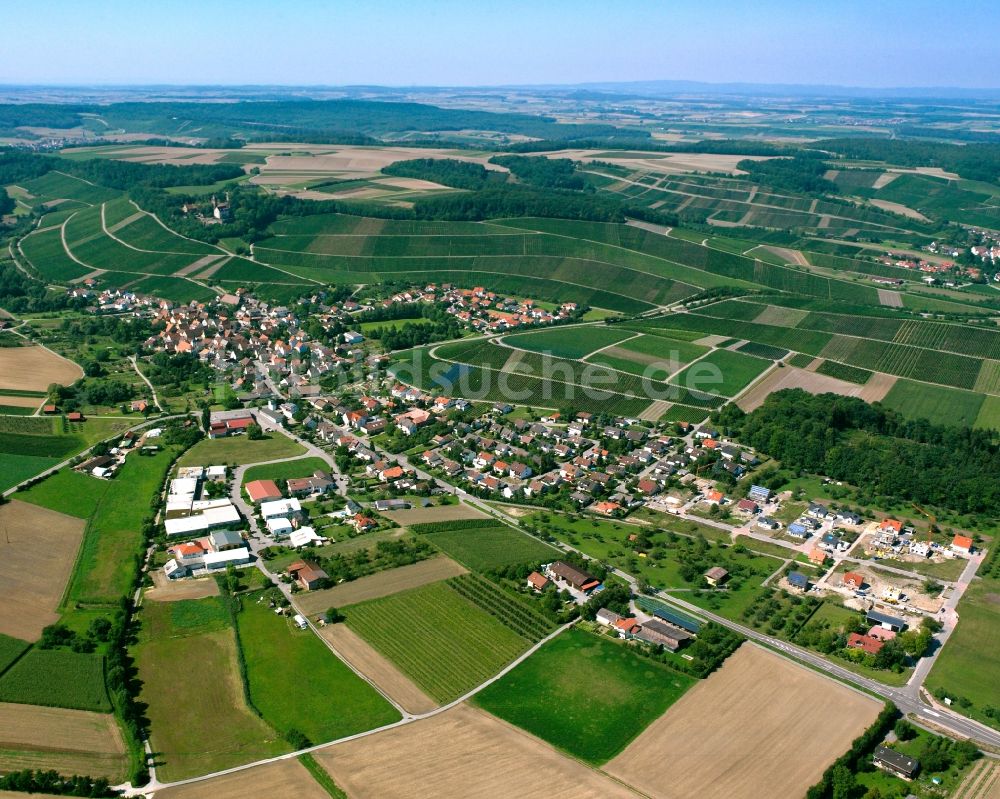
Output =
[
  {"x1": 0, "y1": 453, "x2": 59, "y2": 492},
  {"x1": 15, "y1": 468, "x2": 109, "y2": 518},
  {"x1": 417, "y1": 524, "x2": 559, "y2": 572},
  {"x1": 135, "y1": 597, "x2": 288, "y2": 781},
  {"x1": 880, "y1": 379, "x2": 985, "y2": 428},
  {"x1": 0, "y1": 649, "x2": 110, "y2": 711},
  {"x1": 344, "y1": 581, "x2": 530, "y2": 703},
  {"x1": 473, "y1": 627, "x2": 695, "y2": 764},
  {"x1": 502, "y1": 326, "x2": 636, "y2": 359},
  {"x1": 177, "y1": 434, "x2": 306, "y2": 467},
  {"x1": 0, "y1": 633, "x2": 30, "y2": 675},
  {"x1": 671, "y1": 348, "x2": 770, "y2": 397},
  {"x1": 240, "y1": 457, "x2": 330, "y2": 488},
  {"x1": 925, "y1": 576, "x2": 1000, "y2": 730},
  {"x1": 68, "y1": 447, "x2": 176, "y2": 605},
  {"x1": 237, "y1": 596, "x2": 400, "y2": 744}
]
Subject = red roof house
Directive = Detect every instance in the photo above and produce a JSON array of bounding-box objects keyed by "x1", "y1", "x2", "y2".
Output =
[{"x1": 245, "y1": 479, "x2": 282, "y2": 503}]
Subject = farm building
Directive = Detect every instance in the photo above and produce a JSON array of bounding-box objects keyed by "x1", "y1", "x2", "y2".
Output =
[
  {"x1": 645, "y1": 604, "x2": 701, "y2": 635},
  {"x1": 545, "y1": 561, "x2": 601, "y2": 593},
  {"x1": 245, "y1": 479, "x2": 282, "y2": 504},
  {"x1": 867, "y1": 609, "x2": 906, "y2": 632},
  {"x1": 634, "y1": 619, "x2": 689, "y2": 651},
  {"x1": 287, "y1": 560, "x2": 328, "y2": 591},
  {"x1": 266, "y1": 517, "x2": 293, "y2": 537},
  {"x1": 209, "y1": 530, "x2": 245, "y2": 551},
  {"x1": 873, "y1": 745, "x2": 919, "y2": 780},
  {"x1": 289, "y1": 526, "x2": 324, "y2": 548},
  {"x1": 203, "y1": 547, "x2": 252, "y2": 571},
  {"x1": 164, "y1": 503, "x2": 242, "y2": 537},
  {"x1": 704, "y1": 566, "x2": 729, "y2": 586}
]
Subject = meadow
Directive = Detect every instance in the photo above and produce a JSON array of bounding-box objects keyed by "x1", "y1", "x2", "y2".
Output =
[
  {"x1": 473, "y1": 627, "x2": 695, "y2": 764},
  {"x1": 15, "y1": 467, "x2": 109, "y2": 519},
  {"x1": 344, "y1": 581, "x2": 531, "y2": 703},
  {"x1": 237, "y1": 595, "x2": 400, "y2": 744},
  {"x1": 413, "y1": 520, "x2": 560, "y2": 572},
  {"x1": 670, "y1": 348, "x2": 771, "y2": 397},
  {"x1": 177, "y1": 434, "x2": 306, "y2": 467},
  {"x1": 502, "y1": 326, "x2": 635, "y2": 360},
  {"x1": 240, "y1": 456, "x2": 330, "y2": 487},
  {"x1": 136, "y1": 597, "x2": 288, "y2": 781}
]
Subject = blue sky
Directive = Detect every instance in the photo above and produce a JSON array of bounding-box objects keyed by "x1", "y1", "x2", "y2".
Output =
[{"x1": 2, "y1": 0, "x2": 996, "y2": 88}]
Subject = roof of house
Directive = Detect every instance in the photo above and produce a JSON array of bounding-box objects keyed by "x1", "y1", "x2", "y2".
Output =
[
  {"x1": 952, "y1": 534, "x2": 973, "y2": 549},
  {"x1": 873, "y1": 745, "x2": 918, "y2": 775},
  {"x1": 847, "y1": 632, "x2": 884, "y2": 655},
  {"x1": 787, "y1": 571, "x2": 809, "y2": 588},
  {"x1": 705, "y1": 566, "x2": 729, "y2": 581},
  {"x1": 880, "y1": 518, "x2": 903, "y2": 532},
  {"x1": 527, "y1": 571, "x2": 550, "y2": 590},
  {"x1": 548, "y1": 560, "x2": 598, "y2": 590},
  {"x1": 867, "y1": 609, "x2": 905, "y2": 628},
  {"x1": 843, "y1": 571, "x2": 864, "y2": 587},
  {"x1": 245, "y1": 479, "x2": 282, "y2": 503}
]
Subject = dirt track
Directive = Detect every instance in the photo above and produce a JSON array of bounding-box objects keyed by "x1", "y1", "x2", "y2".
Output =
[
  {"x1": 313, "y1": 703, "x2": 640, "y2": 799},
  {"x1": 605, "y1": 644, "x2": 880, "y2": 799},
  {"x1": 0, "y1": 501, "x2": 85, "y2": 641}
]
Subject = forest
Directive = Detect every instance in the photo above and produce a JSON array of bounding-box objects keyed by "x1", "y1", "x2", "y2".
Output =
[
  {"x1": 736, "y1": 154, "x2": 838, "y2": 195},
  {"x1": 715, "y1": 389, "x2": 1000, "y2": 515},
  {"x1": 816, "y1": 138, "x2": 1000, "y2": 183},
  {"x1": 490, "y1": 155, "x2": 587, "y2": 190}
]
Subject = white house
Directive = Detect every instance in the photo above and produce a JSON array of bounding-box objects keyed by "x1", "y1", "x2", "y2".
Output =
[
  {"x1": 266, "y1": 517, "x2": 294, "y2": 537},
  {"x1": 289, "y1": 526, "x2": 325, "y2": 548},
  {"x1": 260, "y1": 498, "x2": 302, "y2": 520},
  {"x1": 203, "y1": 547, "x2": 252, "y2": 570}
]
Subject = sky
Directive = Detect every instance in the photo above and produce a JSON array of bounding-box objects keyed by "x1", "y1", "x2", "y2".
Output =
[{"x1": 2, "y1": 0, "x2": 997, "y2": 89}]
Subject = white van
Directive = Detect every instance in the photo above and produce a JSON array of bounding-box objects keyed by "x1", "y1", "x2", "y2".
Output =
[{"x1": 293, "y1": 614, "x2": 308, "y2": 630}]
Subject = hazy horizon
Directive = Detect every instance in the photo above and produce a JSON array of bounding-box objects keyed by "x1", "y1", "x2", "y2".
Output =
[{"x1": 3, "y1": 0, "x2": 996, "y2": 89}]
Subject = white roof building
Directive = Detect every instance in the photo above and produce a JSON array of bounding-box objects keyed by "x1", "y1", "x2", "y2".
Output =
[
  {"x1": 260, "y1": 498, "x2": 302, "y2": 520},
  {"x1": 169, "y1": 477, "x2": 200, "y2": 496},
  {"x1": 266, "y1": 517, "x2": 294, "y2": 537},
  {"x1": 206, "y1": 465, "x2": 228, "y2": 481},
  {"x1": 289, "y1": 526, "x2": 324, "y2": 548},
  {"x1": 165, "y1": 504, "x2": 242, "y2": 537},
  {"x1": 203, "y1": 547, "x2": 252, "y2": 570}
]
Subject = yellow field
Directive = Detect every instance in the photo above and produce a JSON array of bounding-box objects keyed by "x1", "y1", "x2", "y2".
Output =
[
  {"x1": 0, "y1": 344, "x2": 82, "y2": 392},
  {"x1": 313, "y1": 703, "x2": 639, "y2": 799},
  {"x1": 154, "y1": 758, "x2": 330, "y2": 799},
  {"x1": 605, "y1": 644, "x2": 881, "y2": 799},
  {"x1": 0, "y1": 702, "x2": 127, "y2": 781},
  {"x1": 0, "y1": 500, "x2": 85, "y2": 641}
]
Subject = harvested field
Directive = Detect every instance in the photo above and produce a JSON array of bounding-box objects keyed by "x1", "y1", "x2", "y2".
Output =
[
  {"x1": 869, "y1": 198, "x2": 930, "y2": 221},
  {"x1": 871, "y1": 171, "x2": 899, "y2": 189},
  {"x1": 296, "y1": 556, "x2": 467, "y2": 615},
  {"x1": 312, "y1": 703, "x2": 640, "y2": 799},
  {"x1": 735, "y1": 365, "x2": 892, "y2": 412},
  {"x1": 145, "y1": 572, "x2": 220, "y2": 602},
  {"x1": 752, "y1": 304, "x2": 809, "y2": 327},
  {"x1": 154, "y1": 758, "x2": 331, "y2": 799},
  {"x1": 760, "y1": 246, "x2": 809, "y2": 266},
  {"x1": 878, "y1": 289, "x2": 904, "y2": 307},
  {"x1": 0, "y1": 344, "x2": 81, "y2": 392},
  {"x1": 380, "y1": 503, "x2": 487, "y2": 526},
  {"x1": 320, "y1": 623, "x2": 436, "y2": 715},
  {"x1": 605, "y1": 644, "x2": 880, "y2": 799},
  {"x1": 0, "y1": 702, "x2": 127, "y2": 781},
  {"x1": 0, "y1": 395, "x2": 43, "y2": 408},
  {"x1": 0, "y1": 500, "x2": 85, "y2": 641}
]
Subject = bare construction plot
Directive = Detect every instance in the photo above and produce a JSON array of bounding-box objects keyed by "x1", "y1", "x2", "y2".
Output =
[
  {"x1": 380, "y1": 503, "x2": 487, "y2": 526},
  {"x1": 606, "y1": 644, "x2": 880, "y2": 799},
  {"x1": 145, "y1": 572, "x2": 220, "y2": 602},
  {"x1": 0, "y1": 344, "x2": 82, "y2": 392},
  {"x1": 296, "y1": 556, "x2": 467, "y2": 616},
  {"x1": 154, "y1": 758, "x2": 331, "y2": 799},
  {"x1": 320, "y1": 624, "x2": 436, "y2": 715},
  {"x1": 0, "y1": 501, "x2": 85, "y2": 641},
  {"x1": 0, "y1": 702, "x2": 127, "y2": 781},
  {"x1": 313, "y1": 703, "x2": 640, "y2": 799}
]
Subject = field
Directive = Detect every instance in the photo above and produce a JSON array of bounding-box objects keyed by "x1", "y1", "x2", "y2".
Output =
[
  {"x1": 379, "y1": 503, "x2": 487, "y2": 525},
  {"x1": 0, "y1": 702, "x2": 127, "y2": 781},
  {"x1": 0, "y1": 500, "x2": 86, "y2": 641},
  {"x1": 474, "y1": 627, "x2": 695, "y2": 764},
  {"x1": 297, "y1": 556, "x2": 467, "y2": 614},
  {"x1": 177, "y1": 434, "x2": 306, "y2": 467},
  {"x1": 14, "y1": 468, "x2": 108, "y2": 518},
  {"x1": 343, "y1": 580, "x2": 532, "y2": 703},
  {"x1": 67, "y1": 447, "x2": 176, "y2": 605},
  {"x1": 311, "y1": 703, "x2": 638, "y2": 799},
  {"x1": 319, "y1": 623, "x2": 437, "y2": 715},
  {"x1": 0, "y1": 453, "x2": 60, "y2": 493},
  {"x1": 0, "y1": 342, "x2": 82, "y2": 391},
  {"x1": 416, "y1": 522, "x2": 560, "y2": 571},
  {"x1": 604, "y1": 644, "x2": 881, "y2": 799},
  {"x1": 0, "y1": 650, "x2": 110, "y2": 712},
  {"x1": 237, "y1": 595, "x2": 400, "y2": 744},
  {"x1": 670, "y1": 348, "x2": 770, "y2": 397},
  {"x1": 881, "y1": 379, "x2": 986, "y2": 427},
  {"x1": 735, "y1": 365, "x2": 891, "y2": 411},
  {"x1": 135, "y1": 597, "x2": 288, "y2": 781},
  {"x1": 502, "y1": 326, "x2": 636, "y2": 359},
  {"x1": 240, "y1": 456, "x2": 330, "y2": 486},
  {"x1": 925, "y1": 577, "x2": 1000, "y2": 730},
  {"x1": 154, "y1": 758, "x2": 333, "y2": 799}
]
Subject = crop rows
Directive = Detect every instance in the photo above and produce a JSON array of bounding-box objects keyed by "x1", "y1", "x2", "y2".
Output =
[
  {"x1": 19, "y1": 226, "x2": 92, "y2": 282},
  {"x1": 820, "y1": 335, "x2": 983, "y2": 389},
  {"x1": 815, "y1": 360, "x2": 873, "y2": 384},
  {"x1": 736, "y1": 341, "x2": 789, "y2": 360},
  {"x1": 631, "y1": 314, "x2": 834, "y2": 356},
  {"x1": 447, "y1": 574, "x2": 554, "y2": 641}
]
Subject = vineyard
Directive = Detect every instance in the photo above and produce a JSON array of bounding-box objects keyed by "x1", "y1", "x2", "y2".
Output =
[
  {"x1": 344, "y1": 581, "x2": 531, "y2": 703},
  {"x1": 815, "y1": 360, "x2": 873, "y2": 384},
  {"x1": 447, "y1": 574, "x2": 555, "y2": 640}
]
